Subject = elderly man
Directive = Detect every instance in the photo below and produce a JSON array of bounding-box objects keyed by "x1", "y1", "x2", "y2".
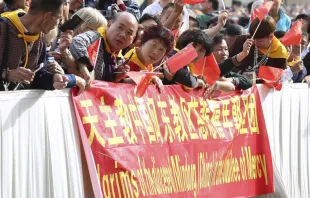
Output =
[
  {"x1": 0, "y1": 0, "x2": 82, "y2": 91},
  {"x1": 69, "y1": 11, "x2": 139, "y2": 84}
]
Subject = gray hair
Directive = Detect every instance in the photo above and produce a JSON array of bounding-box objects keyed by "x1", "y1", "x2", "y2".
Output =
[{"x1": 73, "y1": 7, "x2": 107, "y2": 32}]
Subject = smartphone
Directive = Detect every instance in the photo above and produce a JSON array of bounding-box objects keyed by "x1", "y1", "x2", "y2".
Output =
[{"x1": 59, "y1": 15, "x2": 83, "y2": 32}]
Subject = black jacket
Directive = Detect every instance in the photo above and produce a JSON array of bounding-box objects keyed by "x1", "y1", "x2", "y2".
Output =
[{"x1": 97, "y1": 0, "x2": 141, "y2": 19}]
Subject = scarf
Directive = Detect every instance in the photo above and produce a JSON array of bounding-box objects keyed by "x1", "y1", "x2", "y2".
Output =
[
  {"x1": 258, "y1": 36, "x2": 288, "y2": 59},
  {"x1": 124, "y1": 48, "x2": 153, "y2": 71},
  {"x1": 2, "y1": 9, "x2": 40, "y2": 68},
  {"x1": 288, "y1": 56, "x2": 300, "y2": 67},
  {"x1": 97, "y1": 27, "x2": 114, "y2": 55}
]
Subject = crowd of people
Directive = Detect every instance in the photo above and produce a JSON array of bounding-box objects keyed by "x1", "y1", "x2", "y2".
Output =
[{"x1": 0, "y1": 0, "x2": 310, "y2": 98}]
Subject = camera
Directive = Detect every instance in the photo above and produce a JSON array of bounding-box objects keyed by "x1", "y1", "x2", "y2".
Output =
[{"x1": 100, "y1": 4, "x2": 120, "y2": 20}]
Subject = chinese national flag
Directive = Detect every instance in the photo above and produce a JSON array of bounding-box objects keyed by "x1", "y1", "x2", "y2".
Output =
[
  {"x1": 87, "y1": 39, "x2": 101, "y2": 66},
  {"x1": 126, "y1": 71, "x2": 160, "y2": 97},
  {"x1": 251, "y1": 1, "x2": 274, "y2": 22},
  {"x1": 280, "y1": 20, "x2": 302, "y2": 46},
  {"x1": 193, "y1": 54, "x2": 221, "y2": 86},
  {"x1": 258, "y1": 66, "x2": 285, "y2": 91},
  {"x1": 167, "y1": 43, "x2": 198, "y2": 73},
  {"x1": 183, "y1": 0, "x2": 205, "y2": 4}
]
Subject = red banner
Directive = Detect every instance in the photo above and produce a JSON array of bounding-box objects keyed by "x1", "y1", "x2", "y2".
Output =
[{"x1": 72, "y1": 81, "x2": 274, "y2": 198}]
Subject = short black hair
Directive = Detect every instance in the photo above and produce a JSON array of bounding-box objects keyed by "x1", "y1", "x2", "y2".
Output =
[
  {"x1": 139, "y1": 14, "x2": 161, "y2": 25},
  {"x1": 29, "y1": 0, "x2": 65, "y2": 13},
  {"x1": 238, "y1": 16, "x2": 250, "y2": 28},
  {"x1": 140, "y1": 25, "x2": 174, "y2": 55},
  {"x1": 224, "y1": 24, "x2": 243, "y2": 36},
  {"x1": 247, "y1": 1, "x2": 254, "y2": 14},
  {"x1": 250, "y1": 16, "x2": 276, "y2": 39},
  {"x1": 4, "y1": 0, "x2": 14, "y2": 4},
  {"x1": 111, "y1": 12, "x2": 138, "y2": 23},
  {"x1": 209, "y1": 0, "x2": 219, "y2": 10},
  {"x1": 162, "y1": 3, "x2": 174, "y2": 16},
  {"x1": 295, "y1": 14, "x2": 308, "y2": 21},
  {"x1": 213, "y1": 34, "x2": 224, "y2": 46},
  {"x1": 232, "y1": 0, "x2": 242, "y2": 7},
  {"x1": 206, "y1": 16, "x2": 218, "y2": 28},
  {"x1": 176, "y1": 29, "x2": 213, "y2": 56},
  {"x1": 189, "y1": 16, "x2": 199, "y2": 29},
  {"x1": 224, "y1": 18, "x2": 237, "y2": 28},
  {"x1": 274, "y1": 30, "x2": 286, "y2": 39}
]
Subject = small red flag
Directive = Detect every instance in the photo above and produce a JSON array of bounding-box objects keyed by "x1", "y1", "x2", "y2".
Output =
[
  {"x1": 87, "y1": 39, "x2": 101, "y2": 66},
  {"x1": 167, "y1": 43, "x2": 198, "y2": 73},
  {"x1": 126, "y1": 71, "x2": 161, "y2": 97},
  {"x1": 171, "y1": 29, "x2": 178, "y2": 36},
  {"x1": 183, "y1": 0, "x2": 205, "y2": 5},
  {"x1": 280, "y1": 20, "x2": 302, "y2": 46},
  {"x1": 126, "y1": 71, "x2": 146, "y2": 85},
  {"x1": 258, "y1": 66, "x2": 284, "y2": 91},
  {"x1": 251, "y1": 1, "x2": 274, "y2": 22},
  {"x1": 193, "y1": 54, "x2": 221, "y2": 86}
]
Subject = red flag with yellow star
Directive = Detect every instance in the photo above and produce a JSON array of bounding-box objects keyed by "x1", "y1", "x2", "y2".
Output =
[{"x1": 280, "y1": 20, "x2": 302, "y2": 46}]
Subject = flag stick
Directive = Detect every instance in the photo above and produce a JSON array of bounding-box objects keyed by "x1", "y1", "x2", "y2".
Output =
[
  {"x1": 152, "y1": 60, "x2": 167, "y2": 72},
  {"x1": 251, "y1": 20, "x2": 263, "y2": 40},
  {"x1": 220, "y1": 0, "x2": 226, "y2": 10},
  {"x1": 14, "y1": 63, "x2": 44, "y2": 91}
]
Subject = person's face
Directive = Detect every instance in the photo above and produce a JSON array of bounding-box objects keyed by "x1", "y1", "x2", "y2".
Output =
[
  {"x1": 106, "y1": 15, "x2": 138, "y2": 52},
  {"x1": 224, "y1": 35, "x2": 238, "y2": 49},
  {"x1": 213, "y1": 39, "x2": 229, "y2": 64},
  {"x1": 193, "y1": 44, "x2": 206, "y2": 63},
  {"x1": 140, "y1": 38, "x2": 167, "y2": 65},
  {"x1": 160, "y1": 7, "x2": 183, "y2": 30},
  {"x1": 140, "y1": 19, "x2": 157, "y2": 28},
  {"x1": 201, "y1": 0, "x2": 212, "y2": 12},
  {"x1": 41, "y1": 6, "x2": 63, "y2": 34},
  {"x1": 254, "y1": 35, "x2": 272, "y2": 49},
  {"x1": 291, "y1": 35, "x2": 309, "y2": 56}
]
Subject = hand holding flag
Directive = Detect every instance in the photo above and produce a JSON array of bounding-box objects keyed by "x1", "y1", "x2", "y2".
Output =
[
  {"x1": 167, "y1": 43, "x2": 198, "y2": 73},
  {"x1": 193, "y1": 54, "x2": 221, "y2": 86},
  {"x1": 280, "y1": 20, "x2": 302, "y2": 46},
  {"x1": 126, "y1": 71, "x2": 162, "y2": 97},
  {"x1": 258, "y1": 66, "x2": 285, "y2": 91},
  {"x1": 251, "y1": 1, "x2": 274, "y2": 39}
]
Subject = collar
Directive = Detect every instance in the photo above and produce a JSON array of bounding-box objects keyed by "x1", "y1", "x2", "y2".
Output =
[
  {"x1": 124, "y1": 48, "x2": 153, "y2": 71},
  {"x1": 1, "y1": 9, "x2": 40, "y2": 68},
  {"x1": 1, "y1": 9, "x2": 40, "y2": 43},
  {"x1": 258, "y1": 36, "x2": 288, "y2": 59},
  {"x1": 288, "y1": 56, "x2": 300, "y2": 67},
  {"x1": 97, "y1": 27, "x2": 115, "y2": 56}
]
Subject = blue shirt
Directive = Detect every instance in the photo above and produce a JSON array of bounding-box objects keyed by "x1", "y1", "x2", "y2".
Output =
[
  {"x1": 275, "y1": 9, "x2": 291, "y2": 32},
  {"x1": 247, "y1": 8, "x2": 291, "y2": 33}
]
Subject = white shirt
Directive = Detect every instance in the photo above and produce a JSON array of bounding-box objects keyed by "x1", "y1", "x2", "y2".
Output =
[
  {"x1": 301, "y1": 43, "x2": 310, "y2": 60},
  {"x1": 142, "y1": 1, "x2": 162, "y2": 16},
  {"x1": 141, "y1": 1, "x2": 189, "y2": 34}
]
